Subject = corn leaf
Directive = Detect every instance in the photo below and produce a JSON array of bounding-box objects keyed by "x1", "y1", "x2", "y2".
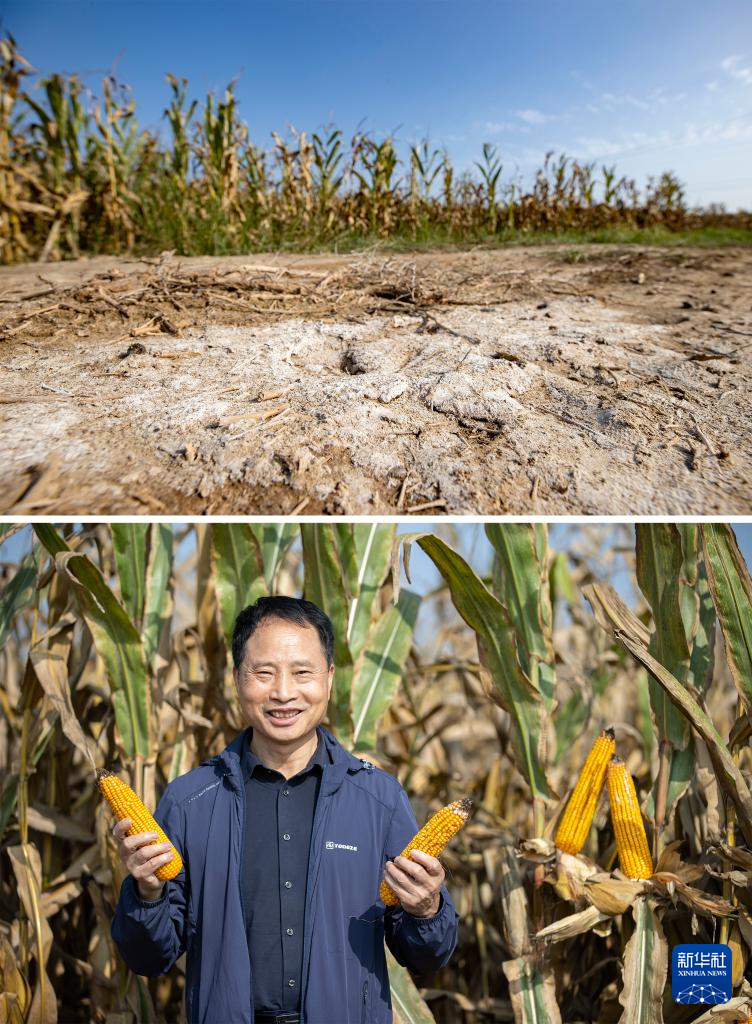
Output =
[
  {"x1": 167, "y1": 724, "x2": 191, "y2": 783},
  {"x1": 673, "y1": 523, "x2": 716, "y2": 701},
  {"x1": 617, "y1": 897, "x2": 667, "y2": 1024},
  {"x1": 536, "y1": 905, "x2": 610, "y2": 942},
  {"x1": 701, "y1": 523, "x2": 752, "y2": 712},
  {"x1": 250, "y1": 523, "x2": 298, "y2": 590},
  {"x1": 35, "y1": 526, "x2": 151, "y2": 758},
  {"x1": 334, "y1": 524, "x2": 359, "y2": 600},
  {"x1": 346, "y1": 523, "x2": 396, "y2": 662},
  {"x1": 0, "y1": 933, "x2": 31, "y2": 1020},
  {"x1": 635, "y1": 524, "x2": 693, "y2": 819},
  {"x1": 636, "y1": 523, "x2": 691, "y2": 737},
  {"x1": 302, "y1": 524, "x2": 354, "y2": 743},
  {"x1": 7, "y1": 842, "x2": 54, "y2": 1022},
  {"x1": 635, "y1": 668, "x2": 654, "y2": 763},
  {"x1": 549, "y1": 549, "x2": 577, "y2": 608},
  {"x1": 196, "y1": 523, "x2": 225, "y2": 679},
  {"x1": 111, "y1": 523, "x2": 148, "y2": 627},
  {"x1": 351, "y1": 588, "x2": 420, "y2": 752},
  {"x1": 394, "y1": 532, "x2": 554, "y2": 801},
  {"x1": 0, "y1": 523, "x2": 27, "y2": 546},
  {"x1": 487, "y1": 523, "x2": 556, "y2": 710},
  {"x1": 142, "y1": 523, "x2": 173, "y2": 671},
  {"x1": 0, "y1": 774, "x2": 21, "y2": 842},
  {"x1": 554, "y1": 693, "x2": 590, "y2": 761},
  {"x1": 0, "y1": 722, "x2": 57, "y2": 841},
  {"x1": 0, "y1": 552, "x2": 36, "y2": 649},
  {"x1": 29, "y1": 617, "x2": 95, "y2": 771},
  {"x1": 387, "y1": 948, "x2": 436, "y2": 1024},
  {"x1": 502, "y1": 955, "x2": 562, "y2": 1024},
  {"x1": 61, "y1": 550, "x2": 151, "y2": 758},
  {"x1": 687, "y1": 999, "x2": 752, "y2": 1023},
  {"x1": 211, "y1": 524, "x2": 267, "y2": 649},
  {"x1": 498, "y1": 844, "x2": 531, "y2": 958},
  {"x1": 584, "y1": 581, "x2": 752, "y2": 847},
  {"x1": 33, "y1": 524, "x2": 68, "y2": 557}
]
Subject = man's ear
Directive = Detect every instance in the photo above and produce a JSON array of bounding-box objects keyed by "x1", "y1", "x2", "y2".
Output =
[{"x1": 327, "y1": 664, "x2": 334, "y2": 696}]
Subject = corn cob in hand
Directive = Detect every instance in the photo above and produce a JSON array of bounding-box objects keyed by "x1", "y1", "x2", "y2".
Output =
[
  {"x1": 380, "y1": 797, "x2": 472, "y2": 906},
  {"x1": 97, "y1": 768, "x2": 183, "y2": 882}
]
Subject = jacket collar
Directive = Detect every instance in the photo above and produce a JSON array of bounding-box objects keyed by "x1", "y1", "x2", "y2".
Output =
[
  {"x1": 241, "y1": 726, "x2": 328, "y2": 781},
  {"x1": 214, "y1": 724, "x2": 367, "y2": 792}
]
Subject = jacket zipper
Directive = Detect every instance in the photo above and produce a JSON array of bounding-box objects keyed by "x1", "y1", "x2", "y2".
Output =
[
  {"x1": 361, "y1": 980, "x2": 369, "y2": 1024},
  {"x1": 299, "y1": 763, "x2": 330, "y2": 1024},
  {"x1": 236, "y1": 768, "x2": 254, "y2": 1024}
]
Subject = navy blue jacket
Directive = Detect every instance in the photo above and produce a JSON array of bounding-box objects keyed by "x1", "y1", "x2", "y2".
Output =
[{"x1": 111, "y1": 726, "x2": 459, "y2": 1024}]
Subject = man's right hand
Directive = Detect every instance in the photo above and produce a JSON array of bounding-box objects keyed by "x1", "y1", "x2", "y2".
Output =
[{"x1": 112, "y1": 817, "x2": 174, "y2": 901}]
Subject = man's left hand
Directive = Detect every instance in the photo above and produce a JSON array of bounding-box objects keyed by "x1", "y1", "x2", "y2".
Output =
[{"x1": 383, "y1": 849, "x2": 444, "y2": 918}]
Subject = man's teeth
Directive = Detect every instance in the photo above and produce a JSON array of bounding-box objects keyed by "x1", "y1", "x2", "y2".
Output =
[{"x1": 268, "y1": 710, "x2": 300, "y2": 717}]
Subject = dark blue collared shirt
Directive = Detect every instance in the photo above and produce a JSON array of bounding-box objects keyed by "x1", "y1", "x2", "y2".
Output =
[{"x1": 240, "y1": 728, "x2": 330, "y2": 1014}]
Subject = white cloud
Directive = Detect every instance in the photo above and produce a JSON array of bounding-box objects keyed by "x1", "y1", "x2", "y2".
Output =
[
  {"x1": 557, "y1": 116, "x2": 752, "y2": 161},
  {"x1": 516, "y1": 108, "x2": 549, "y2": 125},
  {"x1": 599, "y1": 89, "x2": 679, "y2": 111},
  {"x1": 571, "y1": 69, "x2": 596, "y2": 91},
  {"x1": 484, "y1": 120, "x2": 529, "y2": 135},
  {"x1": 575, "y1": 86, "x2": 687, "y2": 117},
  {"x1": 570, "y1": 129, "x2": 673, "y2": 159},
  {"x1": 625, "y1": 94, "x2": 651, "y2": 110},
  {"x1": 571, "y1": 136, "x2": 624, "y2": 157},
  {"x1": 706, "y1": 81, "x2": 720, "y2": 92},
  {"x1": 721, "y1": 55, "x2": 752, "y2": 85}
]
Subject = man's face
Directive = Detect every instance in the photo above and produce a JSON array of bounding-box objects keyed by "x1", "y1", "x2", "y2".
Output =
[{"x1": 233, "y1": 617, "x2": 334, "y2": 746}]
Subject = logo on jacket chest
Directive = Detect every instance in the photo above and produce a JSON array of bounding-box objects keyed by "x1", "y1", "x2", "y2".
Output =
[{"x1": 325, "y1": 840, "x2": 359, "y2": 852}]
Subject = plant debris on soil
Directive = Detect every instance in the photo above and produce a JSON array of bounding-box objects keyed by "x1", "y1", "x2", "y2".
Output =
[{"x1": 0, "y1": 244, "x2": 750, "y2": 514}]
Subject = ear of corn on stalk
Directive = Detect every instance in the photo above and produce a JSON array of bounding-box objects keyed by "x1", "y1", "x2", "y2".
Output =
[
  {"x1": 606, "y1": 756, "x2": 653, "y2": 880},
  {"x1": 380, "y1": 797, "x2": 472, "y2": 906},
  {"x1": 554, "y1": 727, "x2": 615, "y2": 855},
  {"x1": 97, "y1": 768, "x2": 183, "y2": 882}
]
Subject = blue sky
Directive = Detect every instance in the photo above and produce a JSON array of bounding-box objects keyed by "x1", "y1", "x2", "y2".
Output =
[{"x1": 3, "y1": 0, "x2": 752, "y2": 209}]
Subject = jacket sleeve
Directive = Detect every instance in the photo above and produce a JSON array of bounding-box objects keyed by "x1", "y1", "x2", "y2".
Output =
[
  {"x1": 382, "y1": 787, "x2": 459, "y2": 975},
  {"x1": 110, "y1": 786, "x2": 189, "y2": 977}
]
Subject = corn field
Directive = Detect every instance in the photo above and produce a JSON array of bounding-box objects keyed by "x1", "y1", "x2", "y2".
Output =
[
  {"x1": 1, "y1": 35, "x2": 749, "y2": 266},
  {"x1": 1, "y1": 521, "x2": 752, "y2": 1023}
]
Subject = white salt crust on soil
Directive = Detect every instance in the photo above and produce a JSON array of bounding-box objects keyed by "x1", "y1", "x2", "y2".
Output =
[{"x1": 0, "y1": 245, "x2": 749, "y2": 514}]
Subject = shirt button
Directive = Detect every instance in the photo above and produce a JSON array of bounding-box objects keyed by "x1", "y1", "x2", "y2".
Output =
[
  {"x1": 285, "y1": 880, "x2": 292, "y2": 888},
  {"x1": 283, "y1": 833, "x2": 291, "y2": 841},
  {"x1": 282, "y1": 789, "x2": 289, "y2": 796},
  {"x1": 286, "y1": 928, "x2": 294, "y2": 936},
  {"x1": 288, "y1": 979, "x2": 295, "y2": 987}
]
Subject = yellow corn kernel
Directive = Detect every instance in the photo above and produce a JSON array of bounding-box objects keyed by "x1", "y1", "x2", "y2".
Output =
[
  {"x1": 380, "y1": 797, "x2": 472, "y2": 906},
  {"x1": 555, "y1": 727, "x2": 615, "y2": 855},
  {"x1": 606, "y1": 756, "x2": 653, "y2": 880},
  {"x1": 97, "y1": 768, "x2": 183, "y2": 882}
]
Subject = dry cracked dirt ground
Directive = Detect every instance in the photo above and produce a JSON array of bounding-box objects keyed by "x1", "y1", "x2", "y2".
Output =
[{"x1": 0, "y1": 244, "x2": 750, "y2": 515}]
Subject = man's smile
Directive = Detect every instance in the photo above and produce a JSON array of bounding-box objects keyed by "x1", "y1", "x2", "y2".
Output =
[{"x1": 266, "y1": 708, "x2": 304, "y2": 723}]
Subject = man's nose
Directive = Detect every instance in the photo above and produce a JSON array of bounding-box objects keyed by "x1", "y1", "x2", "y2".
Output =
[{"x1": 270, "y1": 670, "x2": 296, "y2": 700}]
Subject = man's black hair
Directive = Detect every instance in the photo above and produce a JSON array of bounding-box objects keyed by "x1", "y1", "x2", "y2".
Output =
[{"x1": 231, "y1": 595, "x2": 335, "y2": 670}]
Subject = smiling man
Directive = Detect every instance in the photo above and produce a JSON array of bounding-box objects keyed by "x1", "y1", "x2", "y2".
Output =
[{"x1": 110, "y1": 595, "x2": 459, "y2": 1024}]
